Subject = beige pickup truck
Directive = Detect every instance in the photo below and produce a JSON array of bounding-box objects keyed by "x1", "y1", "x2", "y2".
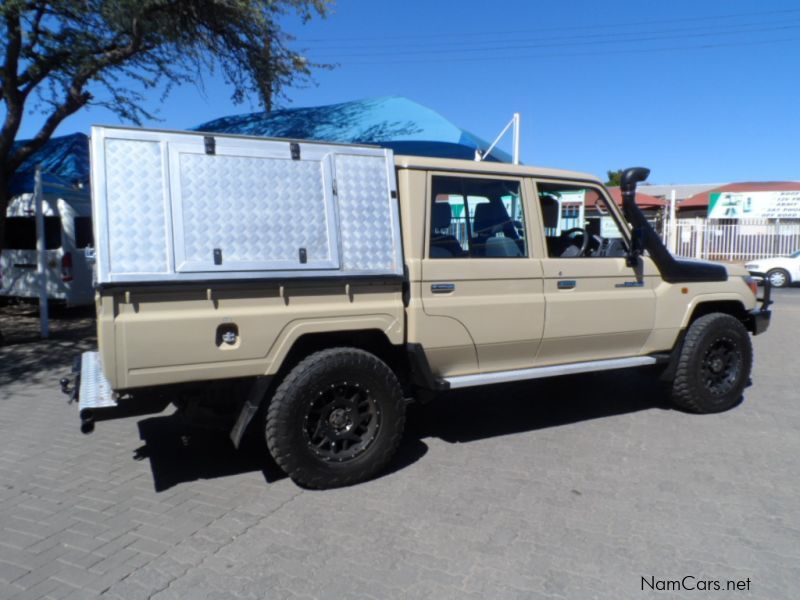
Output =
[{"x1": 64, "y1": 126, "x2": 771, "y2": 489}]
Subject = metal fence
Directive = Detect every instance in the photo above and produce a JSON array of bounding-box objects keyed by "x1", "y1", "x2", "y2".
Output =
[
  {"x1": 664, "y1": 218, "x2": 800, "y2": 262},
  {"x1": 444, "y1": 214, "x2": 800, "y2": 263}
]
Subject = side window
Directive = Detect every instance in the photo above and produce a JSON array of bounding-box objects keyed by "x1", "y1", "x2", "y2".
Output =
[
  {"x1": 429, "y1": 176, "x2": 527, "y2": 258},
  {"x1": 5, "y1": 216, "x2": 61, "y2": 250},
  {"x1": 74, "y1": 217, "x2": 94, "y2": 249},
  {"x1": 538, "y1": 182, "x2": 628, "y2": 258}
]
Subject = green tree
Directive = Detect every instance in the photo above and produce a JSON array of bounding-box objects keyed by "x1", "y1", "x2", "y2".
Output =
[
  {"x1": 605, "y1": 169, "x2": 623, "y2": 187},
  {"x1": 0, "y1": 0, "x2": 330, "y2": 250}
]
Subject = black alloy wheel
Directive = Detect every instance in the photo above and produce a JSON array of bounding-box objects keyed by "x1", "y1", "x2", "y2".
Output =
[
  {"x1": 303, "y1": 381, "x2": 380, "y2": 462},
  {"x1": 700, "y1": 337, "x2": 741, "y2": 397},
  {"x1": 265, "y1": 347, "x2": 405, "y2": 489},
  {"x1": 671, "y1": 313, "x2": 753, "y2": 413}
]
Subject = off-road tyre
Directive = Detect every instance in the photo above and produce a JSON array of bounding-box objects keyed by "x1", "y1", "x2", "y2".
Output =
[
  {"x1": 265, "y1": 347, "x2": 405, "y2": 489},
  {"x1": 671, "y1": 313, "x2": 752, "y2": 413},
  {"x1": 766, "y1": 268, "x2": 790, "y2": 288}
]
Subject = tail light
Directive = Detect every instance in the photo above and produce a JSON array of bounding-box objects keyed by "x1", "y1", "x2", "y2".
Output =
[{"x1": 61, "y1": 252, "x2": 73, "y2": 282}]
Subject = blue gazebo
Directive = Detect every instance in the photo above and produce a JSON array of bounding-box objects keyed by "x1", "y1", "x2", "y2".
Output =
[{"x1": 195, "y1": 96, "x2": 511, "y2": 162}]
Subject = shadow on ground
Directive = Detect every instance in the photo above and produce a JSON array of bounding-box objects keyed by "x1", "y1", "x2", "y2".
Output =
[
  {"x1": 134, "y1": 414, "x2": 288, "y2": 492},
  {"x1": 407, "y1": 367, "x2": 671, "y2": 444},
  {"x1": 133, "y1": 367, "x2": 669, "y2": 491},
  {"x1": 135, "y1": 410, "x2": 431, "y2": 492},
  {"x1": 0, "y1": 303, "x2": 95, "y2": 387}
]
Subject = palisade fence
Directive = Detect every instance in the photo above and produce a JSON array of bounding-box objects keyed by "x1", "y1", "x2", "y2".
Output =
[
  {"x1": 663, "y1": 218, "x2": 800, "y2": 262},
  {"x1": 443, "y1": 214, "x2": 800, "y2": 263}
]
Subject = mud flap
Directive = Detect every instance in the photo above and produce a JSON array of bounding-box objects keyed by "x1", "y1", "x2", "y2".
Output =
[{"x1": 229, "y1": 376, "x2": 272, "y2": 449}]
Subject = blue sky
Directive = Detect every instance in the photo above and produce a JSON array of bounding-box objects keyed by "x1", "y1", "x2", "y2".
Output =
[{"x1": 12, "y1": 0, "x2": 800, "y2": 184}]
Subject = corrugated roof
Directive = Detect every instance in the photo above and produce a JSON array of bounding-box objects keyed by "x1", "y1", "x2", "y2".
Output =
[
  {"x1": 681, "y1": 181, "x2": 800, "y2": 207},
  {"x1": 605, "y1": 187, "x2": 667, "y2": 207}
]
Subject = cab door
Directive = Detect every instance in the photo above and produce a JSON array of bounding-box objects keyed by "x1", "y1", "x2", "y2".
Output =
[
  {"x1": 417, "y1": 173, "x2": 545, "y2": 375},
  {"x1": 533, "y1": 180, "x2": 658, "y2": 365}
]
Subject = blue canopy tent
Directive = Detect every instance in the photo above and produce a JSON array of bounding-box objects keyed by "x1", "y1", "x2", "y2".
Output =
[
  {"x1": 8, "y1": 133, "x2": 90, "y2": 196},
  {"x1": 6, "y1": 97, "x2": 507, "y2": 197},
  {"x1": 194, "y1": 96, "x2": 511, "y2": 162}
]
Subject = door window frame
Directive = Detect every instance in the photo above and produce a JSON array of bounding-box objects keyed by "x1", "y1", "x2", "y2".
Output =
[
  {"x1": 531, "y1": 178, "x2": 633, "y2": 259},
  {"x1": 426, "y1": 171, "x2": 531, "y2": 260}
]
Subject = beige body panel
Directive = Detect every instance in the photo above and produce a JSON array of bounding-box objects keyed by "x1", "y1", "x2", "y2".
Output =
[
  {"x1": 536, "y1": 257, "x2": 658, "y2": 364},
  {"x1": 421, "y1": 258, "x2": 546, "y2": 374},
  {"x1": 98, "y1": 280, "x2": 403, "y2": 389},
  {"x1": 641, "y1": 275, "x2": 758, "y2": 355},
  {"x1": 96, "y1": 153, "x2": 758, "y2": 391}
]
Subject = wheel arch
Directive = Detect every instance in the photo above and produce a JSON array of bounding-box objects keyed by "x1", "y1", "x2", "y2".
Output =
[
  {"x1": 275, "y1": 329, "x2": 409, "y2": 386},
  {"x1": 685, "y1": 299, "x2": 749, "y2": 327},
  {"x1": 660, "y1": 298, "x2": 752, "y2": 383}
]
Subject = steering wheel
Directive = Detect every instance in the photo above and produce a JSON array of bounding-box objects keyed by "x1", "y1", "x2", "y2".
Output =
[
  {"x1": 590, "y1": 234, "x2": 606, "y2": 257},
  {"x1": 563, "y1": 227, "x2": 590, "y2": 256}
]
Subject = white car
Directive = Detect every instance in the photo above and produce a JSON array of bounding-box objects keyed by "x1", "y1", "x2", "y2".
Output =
[{"x1": 746, "y1": 251, "x2": 800, "y2": 288}]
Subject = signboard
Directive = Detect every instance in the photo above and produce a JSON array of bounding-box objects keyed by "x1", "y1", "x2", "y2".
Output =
[
  {"x1": 708, "y1": 191, "x2": 800, "y2": 219},
  {"x1": 600, "y1": 216, "x2": 623, "y2": 238}
]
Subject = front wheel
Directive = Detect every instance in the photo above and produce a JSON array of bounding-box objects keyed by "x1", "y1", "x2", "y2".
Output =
[
  {"x1": 265, "y1": 348, "x2": 405, "y2": 489},
  {"x1": 670, "y1": 313, "x2": 753, "y2": 413},
  {"x1": 766, "y1": 268, "x2": 790, "y2": 288}
]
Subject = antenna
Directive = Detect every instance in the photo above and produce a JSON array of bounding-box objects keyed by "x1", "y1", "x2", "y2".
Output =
[{"x1": 476, "y1": 112, "x2": 521, "y2": 165}]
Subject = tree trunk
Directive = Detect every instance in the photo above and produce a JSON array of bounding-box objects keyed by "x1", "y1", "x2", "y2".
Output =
[
  {"x1": 0, "y1": 174, "x2": 7, "y2": 342},
  {"x1": 0, "y1": 173, "x2": 9, "y2": 253}
]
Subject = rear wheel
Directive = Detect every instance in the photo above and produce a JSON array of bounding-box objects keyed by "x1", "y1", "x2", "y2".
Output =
[
  {"x1": 766, "y1": 268, "x2": 790, "y2": 288},
  {"x1": 265, "y1": 347, "x2": 405, "y2": 489},
  {"x1": 671, "y1": 313, "x2": 752, "y2": 413}
]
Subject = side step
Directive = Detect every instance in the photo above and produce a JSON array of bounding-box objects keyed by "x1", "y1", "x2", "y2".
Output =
[
  {"x1": 444, "y1": 356, "x2": 658, "y2": 390},
  {"x1": 78, "y1": 352, "x2": 117, "y2": 433}
]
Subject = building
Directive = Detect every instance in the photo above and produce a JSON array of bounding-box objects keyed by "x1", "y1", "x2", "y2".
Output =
[{"x1": 679, "y1": 181, "x2": 800, "y2": 219}]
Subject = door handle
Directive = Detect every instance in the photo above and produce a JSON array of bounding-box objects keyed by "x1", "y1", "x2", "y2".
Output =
[
  {"x1": 557, "y1": 280, "x2": 576, "y2": 290},
  {"x1": 431, "y1": 283, "x2": 455, "y2": 294}
]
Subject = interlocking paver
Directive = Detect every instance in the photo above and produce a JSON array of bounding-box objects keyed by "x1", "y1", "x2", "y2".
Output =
[{"x1": 2, "y1": 291, "x2": 800, "y2": 599}]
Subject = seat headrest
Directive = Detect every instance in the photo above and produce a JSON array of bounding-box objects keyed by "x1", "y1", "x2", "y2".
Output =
[
  {"x1": 540, "y1": 194, "x2": 560, "y2": 229},
  {"x1": 432, "y1": 202, "x2": 452, "y2": 230},
  {"x1": 473, "y1": 202, "x2": 509, "y2": 234},
  {"x1": 485, "y1": 237, "x2": 523, "y2": 257}
]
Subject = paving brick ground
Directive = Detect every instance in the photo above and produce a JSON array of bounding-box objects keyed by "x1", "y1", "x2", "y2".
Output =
[{"x1": 1, "y1": 290, "x2": 799, "y2": 599}]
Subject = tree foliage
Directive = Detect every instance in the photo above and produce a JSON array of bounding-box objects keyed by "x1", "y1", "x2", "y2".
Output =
[
  {"x1": 605, "y1": 169, "x2": 623, "y2": 187},
  {"x1": 0, "y1": 0, "x2": 331, "y2": 249}
]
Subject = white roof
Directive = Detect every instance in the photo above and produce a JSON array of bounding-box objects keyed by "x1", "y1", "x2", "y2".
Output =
[{"x1": 638, "y1": 183, "x2": 726, "y2": 201}]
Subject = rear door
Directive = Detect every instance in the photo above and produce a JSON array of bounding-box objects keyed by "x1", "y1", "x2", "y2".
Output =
[
  {"x1": 533, "y1": 180, "x2": 657, "y2": 364},
  {"x1": 418, "y1": 173, "x2": 545, "y2": 375}
]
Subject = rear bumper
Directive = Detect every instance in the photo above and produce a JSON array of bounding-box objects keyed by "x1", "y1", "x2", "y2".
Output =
[{"x1": 60, "y1": 351, "x2": 117, "y2": 433}]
